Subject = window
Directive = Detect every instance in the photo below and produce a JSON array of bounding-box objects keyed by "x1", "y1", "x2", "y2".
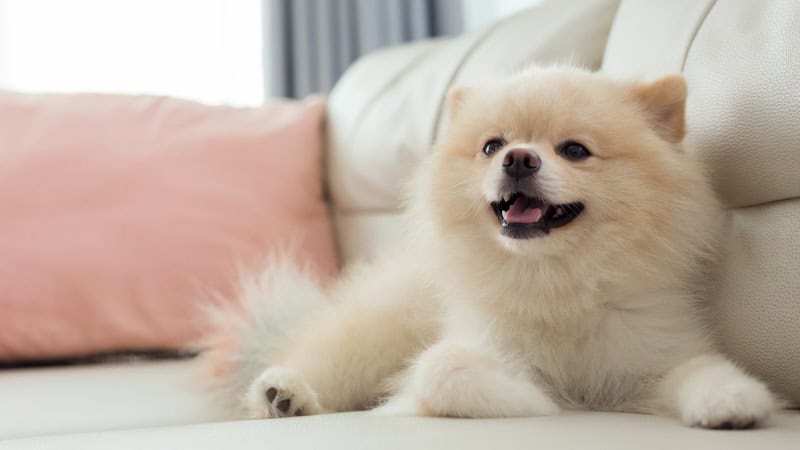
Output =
[{"x1": 0, "y1": 0, "x2": 264, "y2": 106}]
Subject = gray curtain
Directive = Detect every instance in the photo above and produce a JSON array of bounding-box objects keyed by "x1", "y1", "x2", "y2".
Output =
[{"x1": 264, "y1": 0, "x2": 463, "y2": 98}]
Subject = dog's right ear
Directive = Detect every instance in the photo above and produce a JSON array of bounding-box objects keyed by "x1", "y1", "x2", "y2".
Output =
[{"x1": 444, "y1": 85, "x2": 473, "y2": 120}]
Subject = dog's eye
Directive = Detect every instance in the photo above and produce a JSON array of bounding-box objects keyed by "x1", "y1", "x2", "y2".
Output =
[
  {"x1": 559, "y1": 141, "x2": 592, "y2": 161},
  {"x1": 482, "y1": 138, "x2": 505, "y2": 156}
]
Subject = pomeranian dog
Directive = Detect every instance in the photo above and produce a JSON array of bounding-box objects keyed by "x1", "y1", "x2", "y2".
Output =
[{"x1": 197, "y1": 67, "x2": 776, "y2": 428}]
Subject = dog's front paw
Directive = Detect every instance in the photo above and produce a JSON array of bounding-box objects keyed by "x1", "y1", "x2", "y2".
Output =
[
  {"x1": 245, "y1": 367, "x2": 323, "y2": 419},
  {"x1": 404, "y1": 342, "x2": 560, "y2": 418},
  {"x1": 680, "y1": 374, "x2": 775, "y2": 429}
]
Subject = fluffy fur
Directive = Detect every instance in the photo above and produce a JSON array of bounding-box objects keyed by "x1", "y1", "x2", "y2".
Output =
[{"x1": 196, "y1": 67, "x2": 776, "y2": 428}]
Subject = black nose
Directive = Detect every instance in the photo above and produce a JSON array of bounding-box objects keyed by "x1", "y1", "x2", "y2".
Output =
[{"x1": 503, "y1": 149, "x2": 541, "y2": 179}]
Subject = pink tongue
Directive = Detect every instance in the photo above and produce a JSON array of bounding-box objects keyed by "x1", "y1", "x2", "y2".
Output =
[{"x1": 505, "y1": 198, "x2": 543, "y2": 224}]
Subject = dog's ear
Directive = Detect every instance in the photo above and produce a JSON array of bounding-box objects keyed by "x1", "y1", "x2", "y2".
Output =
[
  {"x1": 444, "y1": 85, "x2": 473, "y2": 120},
  {"x1": 631, "y1": 74, "x2": 687, "y2": 143}
]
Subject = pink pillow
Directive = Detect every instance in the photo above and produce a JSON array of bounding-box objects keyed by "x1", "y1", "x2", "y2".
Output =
[{"x1": 0, "y1": 92, "x2": 338, "y2": 360}]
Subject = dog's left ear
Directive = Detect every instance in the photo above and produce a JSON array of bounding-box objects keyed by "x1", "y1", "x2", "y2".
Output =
[
  {"x1": 444, "y1": 85, "x2": 473, "y2": 120},
  {"x1": 631, "y1": 74, "x2": 687, "y2": 143}
]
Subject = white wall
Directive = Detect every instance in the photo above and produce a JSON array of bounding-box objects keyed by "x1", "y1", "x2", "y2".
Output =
[{"x1": 462, "y1": 0, "x2": 544, "y2": 31}]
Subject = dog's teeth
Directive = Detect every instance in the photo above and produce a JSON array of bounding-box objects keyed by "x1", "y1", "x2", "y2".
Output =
[{"x1": 501, "y1": 210, "x2": 508, "y2": 221}]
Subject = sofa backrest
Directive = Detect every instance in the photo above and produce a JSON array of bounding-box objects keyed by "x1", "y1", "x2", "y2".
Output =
[{"x1": 325, "y1": 0, "x2": 800, "y2": 405}]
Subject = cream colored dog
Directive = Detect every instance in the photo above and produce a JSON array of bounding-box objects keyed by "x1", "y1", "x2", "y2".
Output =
[{"x1": 198, "y1": 67, "x2": 776, "y2": 429}]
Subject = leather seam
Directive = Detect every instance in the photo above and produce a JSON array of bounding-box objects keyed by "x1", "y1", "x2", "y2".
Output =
[
  {"x1": 726, "y1": 195, "x2": 800, "y2": 211},
  {"x1": 428, "y1": 15, "x2": 524, "y2": 145},
  {"x1": 680, "y1": 0, "x2": 718, "y2": 72}
]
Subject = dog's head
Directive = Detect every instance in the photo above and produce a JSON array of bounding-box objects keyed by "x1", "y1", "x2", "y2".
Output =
[{"x1": 420, "y1": 67, "x2": 718, "y2": 276}]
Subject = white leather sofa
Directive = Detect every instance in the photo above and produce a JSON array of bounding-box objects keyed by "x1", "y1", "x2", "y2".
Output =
[{"x1": 2, "y1": 1, "x2": 798, "y2": 448}]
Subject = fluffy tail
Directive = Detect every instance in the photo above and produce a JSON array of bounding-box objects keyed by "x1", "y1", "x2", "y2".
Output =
[{"x1": 193, "y1": 256, "x2": 329, "y2": 418}]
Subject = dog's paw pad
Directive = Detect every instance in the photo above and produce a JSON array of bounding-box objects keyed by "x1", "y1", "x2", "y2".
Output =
[
  {"x1": 275, "y1": 397, "x2": 291, "y2": 413},
  {"x1": 246, "y1": 367, "x2": 321, "y2": 419},
  {"x1": 262, "y1": 386, "x2": 295, "y2": 416},
  {"x1": 264, "y1": 386, "x2": 291, "y2": 413},
  {"x1": 710, "y1": 419, "x2": 755, "y2": 430}
]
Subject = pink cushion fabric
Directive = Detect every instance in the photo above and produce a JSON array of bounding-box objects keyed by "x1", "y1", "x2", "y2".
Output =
[{"x1": 0, "y1": 92, "x2": 337, "y2": 360}]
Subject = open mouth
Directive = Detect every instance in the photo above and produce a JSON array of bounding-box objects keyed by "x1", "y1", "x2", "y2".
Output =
[{"x1": 490, "y1": 192, "x2": 584, "y2": 239}]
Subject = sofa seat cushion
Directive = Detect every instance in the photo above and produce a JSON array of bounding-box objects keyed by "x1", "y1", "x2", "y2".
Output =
[
  {"x1": 0, "y1": 359, "x2": 215, "y2": 439},
  {"x1": 4, "y1": 411, "x2": 800, "y2": 450}
]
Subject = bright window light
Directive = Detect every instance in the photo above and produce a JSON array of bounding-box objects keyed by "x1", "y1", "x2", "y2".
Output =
[{"x1": 0, "y1": 0, "x2": 264, "y2": 106}]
